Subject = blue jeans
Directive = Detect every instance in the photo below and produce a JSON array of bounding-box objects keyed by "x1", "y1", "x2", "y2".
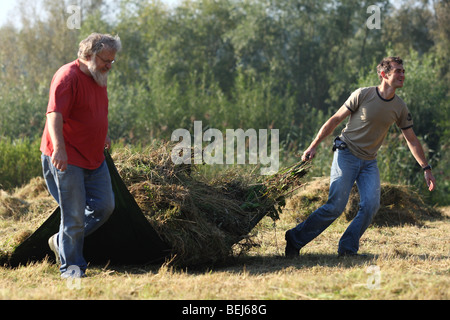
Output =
[
  {"x1": 41, "y1": 154, "x2": 115, "y2": 274},
  {"x1": 288, "y1": 148, "x2": 380, "y2": 254}
]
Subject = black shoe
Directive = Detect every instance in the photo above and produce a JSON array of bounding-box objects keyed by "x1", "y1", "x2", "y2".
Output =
[{"x1": 285, "y1": 230, "x2": 299, "y2": 258}]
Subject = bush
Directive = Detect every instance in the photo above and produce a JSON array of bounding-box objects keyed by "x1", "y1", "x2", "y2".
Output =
[{"x1": 0, "y1": 137, "x2": 42, "y2": 191}]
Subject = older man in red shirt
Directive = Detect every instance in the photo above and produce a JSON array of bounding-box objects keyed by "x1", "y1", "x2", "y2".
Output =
[{"x1": 41, "y1": 33, "x2": 121, "y2": 278}]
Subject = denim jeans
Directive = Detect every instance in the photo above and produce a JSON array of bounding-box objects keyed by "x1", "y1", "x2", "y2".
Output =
[
  {"x1": 288, "y1": 148, "x2": 380, "y2": 254},
  {"x1": 41, "y1": 154, "x2": 115, "y2": 274}
]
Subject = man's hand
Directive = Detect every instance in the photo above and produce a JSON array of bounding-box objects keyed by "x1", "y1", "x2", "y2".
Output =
[
  {"x1": 424, "y1": 170, "x2": 436, "y2": 192},
  {"x1": 51, "y1": 147, "x2": 68, "y2": 172},
  {"x1": 104, "y1": 136, "x2": 111, "y2": 150},
  {"x1": 301, "y1": 147, "x2": 316, "y2": 162}
]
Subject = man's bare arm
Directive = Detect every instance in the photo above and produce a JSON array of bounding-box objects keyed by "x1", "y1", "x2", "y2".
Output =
[
  {"x1": 47, "y1": 112, "x2": 68, "y2": 171},
  {"x1": 302, "y1": 105, "x2": 351, "y2": 161},
  {"x1": 402, "y1": 127, "x2": 435, "y2": 191}
]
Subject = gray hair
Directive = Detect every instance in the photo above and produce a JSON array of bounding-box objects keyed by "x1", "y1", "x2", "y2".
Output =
[{"x1": 78, "y1": 33, "x2": 122, "y2": 60}]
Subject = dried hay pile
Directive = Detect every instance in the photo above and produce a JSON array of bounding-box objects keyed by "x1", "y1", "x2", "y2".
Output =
[
  {"x1": 346, "y1": 183, "x2": 442, "y2": 226},
  {"x1": 285, "y1": 177, "x2": 441, "y2": 227},
  {"x1": 0, "y1": 177, "x2": 55, "y2": 260},
  {"x1": 0, "y1": 177, "x2": 50, "y2": 220},
  {"x1": 112, "y1": 143, "x2": 310, "y2": 266}
]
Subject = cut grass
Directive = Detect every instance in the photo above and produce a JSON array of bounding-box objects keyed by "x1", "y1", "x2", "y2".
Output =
[
  {"x1": 1, "y1": 208, "x2": 448, "y2": 300},
  {"x1": 0, "y1": 144, "x2": 448, "y2": 300}
]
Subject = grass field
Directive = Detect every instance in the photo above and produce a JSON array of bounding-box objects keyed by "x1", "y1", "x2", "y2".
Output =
[{"x1": 1, "y1": 193, "x2": 448, "y2": 300}]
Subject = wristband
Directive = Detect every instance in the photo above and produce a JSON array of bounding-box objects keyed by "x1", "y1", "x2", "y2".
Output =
[{"x1": 422, "y1": 164, "x2": 432, "y2": 171}]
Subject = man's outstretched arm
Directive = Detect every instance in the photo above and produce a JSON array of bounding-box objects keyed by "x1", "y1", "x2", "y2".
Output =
[
  {"x1": 401, "y1": 127, "x2": 436, "y2": 191},
  {"x1": 302, "y1": 105, "x2": 351, "y2": 161}
]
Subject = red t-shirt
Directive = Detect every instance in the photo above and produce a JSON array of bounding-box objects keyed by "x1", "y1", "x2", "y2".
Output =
[{"x1": 40, "y1": 59, "x2": 109, "y2": 169}]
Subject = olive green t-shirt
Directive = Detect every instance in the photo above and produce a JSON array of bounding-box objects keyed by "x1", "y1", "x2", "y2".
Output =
[{"x1": 339, "y1": 86, "x2": 413, "y2": 160}]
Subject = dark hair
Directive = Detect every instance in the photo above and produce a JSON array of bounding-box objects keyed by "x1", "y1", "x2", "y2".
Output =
[{"x1": 377, "y1": 56, "x2": 403, "y2": 81}]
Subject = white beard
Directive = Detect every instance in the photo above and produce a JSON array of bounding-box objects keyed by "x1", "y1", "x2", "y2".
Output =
[{"x1": 88, "y1": 59, "x2": 109, "y2": 87}]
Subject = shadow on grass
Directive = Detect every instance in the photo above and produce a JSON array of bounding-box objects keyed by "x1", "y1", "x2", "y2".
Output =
[
  {"x1": 100, "y1": 248, "x2": 450, "y2": 277},
  {"x1": 215, "y1": 253, "x2": 376, "y2": 274},
  {"x1": 99, "y1": 252, "x2": 377, "y2": 276}
]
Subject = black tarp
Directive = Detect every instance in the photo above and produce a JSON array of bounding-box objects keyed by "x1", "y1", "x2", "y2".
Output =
[{"x1": 8, "y1": 151, "x2": 171, "y2": 267}]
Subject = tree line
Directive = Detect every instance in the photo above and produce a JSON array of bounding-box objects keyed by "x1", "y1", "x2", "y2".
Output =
[{"x1": 0, "y1": 0, "x2": 448, "y2": 204}]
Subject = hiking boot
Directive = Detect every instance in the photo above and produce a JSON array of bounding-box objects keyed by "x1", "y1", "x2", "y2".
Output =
[
  {"x1": 285, "y1": 230, "x2": 299, "y2": 258},
  {"x1": 48, "y1": 233, "x2": 60, "y2": 265}
]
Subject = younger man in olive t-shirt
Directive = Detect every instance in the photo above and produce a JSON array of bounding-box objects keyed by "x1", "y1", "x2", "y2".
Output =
[
  {"x1": 340, "y1": 86, "x2": 413, "y2": 160},
  {"x1": 285, "y1": 57, "x2": 436, "y2": 257}
]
